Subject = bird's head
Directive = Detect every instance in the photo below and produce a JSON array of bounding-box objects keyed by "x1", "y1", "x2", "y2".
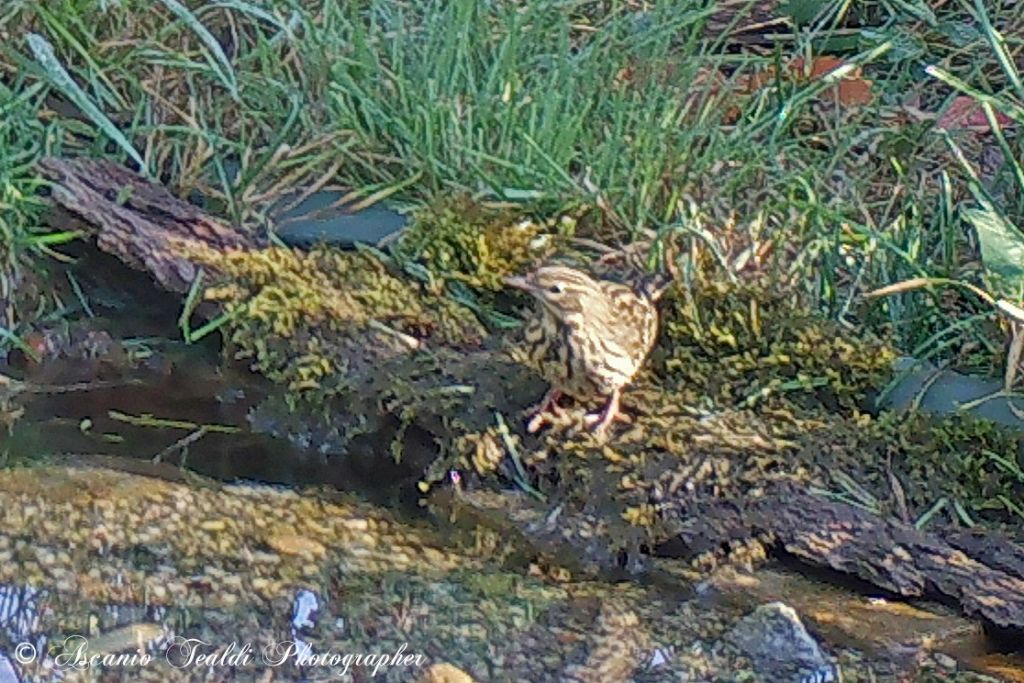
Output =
[{"x1": 504, "y1": 265, "x2": 596, "y2": 321}]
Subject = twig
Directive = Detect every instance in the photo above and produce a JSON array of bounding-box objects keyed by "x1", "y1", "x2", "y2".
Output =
[{"x1": 152, "y1": 426, "x2": 209, "y2": 464}]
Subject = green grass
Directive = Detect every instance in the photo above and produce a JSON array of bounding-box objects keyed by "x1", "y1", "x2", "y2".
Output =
[
  {"x1": 0, "y1": 64, "x2": 53, "y2": 337},
  {"x1": 0, "y1": 0, "x2": 1023, "y2": 372}
]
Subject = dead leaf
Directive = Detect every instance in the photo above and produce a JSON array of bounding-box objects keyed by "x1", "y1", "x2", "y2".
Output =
[
  {"x1": 739, "y1": 56, "x2": 873, "y2": 109},
  {"x1": 790, "y1": 55, "x2": 873, "y2": 108},
  {"x1": 791, "y1": 55, "x2": 853, "y2": 80},
  {"x1": 837, "y1": 78, "x2": 873, "y2": 106},
  {"x1": 736, "y1": 67, "x2": 778, "y2": 95},
  {"x1": 936, "y1": 96, "x2": 1015, "y2": 132}
]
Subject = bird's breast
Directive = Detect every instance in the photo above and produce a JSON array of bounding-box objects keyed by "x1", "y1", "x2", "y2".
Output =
[{"x1": 519, "y1": 281, "x2": 659, "y2": 401}]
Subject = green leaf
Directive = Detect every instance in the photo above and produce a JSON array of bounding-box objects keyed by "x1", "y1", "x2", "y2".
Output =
[
  {"x1": 963, "y1": 203, "x2": 1024, "y2": 287},
  {"x1": 783, "y1": 0, "x2": 823, "y2": 25}
]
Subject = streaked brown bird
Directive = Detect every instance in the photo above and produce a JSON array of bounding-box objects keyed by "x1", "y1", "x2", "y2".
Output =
[{"x1": 505, "y1": 265, "x2": 663, "y2": 438}]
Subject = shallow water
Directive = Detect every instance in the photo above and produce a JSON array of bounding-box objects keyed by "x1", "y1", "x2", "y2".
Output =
[{"x1": 1, "y1": 354, "x2": 427, "y2": 513}]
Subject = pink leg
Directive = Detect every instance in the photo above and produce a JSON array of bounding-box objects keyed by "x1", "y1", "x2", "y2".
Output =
[
  {"x1": 583, "y1": 389, "x2": 629, "y2": 437},
  {"x1": 527, "y1": 388, "x2": 564, "y2": 433}
]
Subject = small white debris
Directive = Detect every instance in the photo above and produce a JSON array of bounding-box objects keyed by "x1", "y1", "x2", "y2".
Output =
[
  {"x1": 648, "y1": 645, "x2": 675, "y2": 669},
  {"x1": 291, "y1": 589, "x2": 319, "y2": 631}
]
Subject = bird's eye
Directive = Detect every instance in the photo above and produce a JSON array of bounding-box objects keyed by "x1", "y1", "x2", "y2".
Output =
[{"x1": 548, "y1": 284, "x2": 564, "y2": 295}]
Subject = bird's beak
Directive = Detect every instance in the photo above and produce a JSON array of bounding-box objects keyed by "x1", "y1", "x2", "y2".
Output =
[{"x1": 504, "y1": 275, "x2": 531, "y2": 291}]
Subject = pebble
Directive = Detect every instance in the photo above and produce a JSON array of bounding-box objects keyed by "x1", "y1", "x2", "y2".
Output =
[
  {"x1": 418, "y1": 663, "x2": 477, "y2": 683},
  {"x1": 723, "y1": 602, "x2": 834, "y2": 683}
]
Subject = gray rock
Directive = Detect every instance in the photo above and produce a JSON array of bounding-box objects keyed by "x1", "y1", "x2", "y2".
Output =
[
  {"x1": 882, "y1": 356, "x2": 1024, "y2": 430},
  {"x1": 273, "y1": 190, "x2": 408, "y2": 249},
  {"x1": 723, "y1": 602, "x2": 836, "y2": 683}
]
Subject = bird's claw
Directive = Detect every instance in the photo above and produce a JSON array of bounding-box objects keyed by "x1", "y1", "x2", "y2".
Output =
[
  {"x1": 526, "y1": 389, "x2": 563, "y2": 433},
  {"x1": 527, "y1": 389, "x2": 630, "y2": 438},
  {"x1": 582, "y1": 390, "x2": 626, "y2": 438},
  {"x1": 582, "y1": 410, "x2": 632, "y2": 428}
]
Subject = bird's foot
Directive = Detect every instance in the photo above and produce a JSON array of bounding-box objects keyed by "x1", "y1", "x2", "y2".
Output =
[
  {"x1": 582, "y1": 390, "x2": 627, "y2": 438},
  {"x1": 582, "y1": 408, "x2": 632, "y2": 435},
  {"x1": 526, "y1": 389, "x2": 564, "y2": 433}
]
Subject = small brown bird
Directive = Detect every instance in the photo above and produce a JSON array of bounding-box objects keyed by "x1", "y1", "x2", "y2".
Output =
[{"x1": 505, "y1": 265, "x2": 663, "y2": 437}]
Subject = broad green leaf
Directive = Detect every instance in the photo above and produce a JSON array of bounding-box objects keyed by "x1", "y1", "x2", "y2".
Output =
[
  {"x1": 783, "y1": 0, "x2": 822, "y2": 25},
  {"x1": 963, "y1": 203, "x2": 1024, "y2": 288}
]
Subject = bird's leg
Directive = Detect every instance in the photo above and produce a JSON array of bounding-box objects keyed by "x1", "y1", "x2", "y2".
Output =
[
  {"x1": 583, "y1": 389, "x2": 630, "y2": 436},
  {"x1": 527, "y1": 388, "x2": 564, "y2": 433}
]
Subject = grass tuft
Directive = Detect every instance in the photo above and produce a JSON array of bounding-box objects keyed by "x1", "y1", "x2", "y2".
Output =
[{"x1": 0, "y1": 0, "x2": 1023, "y2": 376}]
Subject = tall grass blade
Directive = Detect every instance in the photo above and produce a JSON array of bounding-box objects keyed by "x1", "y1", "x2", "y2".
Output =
[
  {"x1": 26, "y1": 33, "x2": 146, "y2": 169},
  {"x1": 981, "y1": 102, "x2": 1024, "y2": 197},
  {"x1": 157, "y1": 0, "x2": 239, "y2": 100},
  {"x1": 972, "y1": 0, "x2": 1024, "y2": 103}
]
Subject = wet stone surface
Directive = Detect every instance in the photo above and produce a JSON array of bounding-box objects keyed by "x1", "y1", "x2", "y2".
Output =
[{"x1": 0, "y1": 465, "x2": 1008, "y2": 682}]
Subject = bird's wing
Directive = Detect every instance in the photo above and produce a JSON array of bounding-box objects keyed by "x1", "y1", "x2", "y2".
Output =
[
  {"x1": 599, "y1": 335, "x2": 640, "y2": 377},
  {"x1": 596, "y1": 291, "x2": 648, "y2": 377}
]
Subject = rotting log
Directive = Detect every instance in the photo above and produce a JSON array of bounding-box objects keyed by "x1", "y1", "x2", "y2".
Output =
[
  {"x1": 37, "y1": 157, "x2": 257, "y2": 294},
  {"x1": 660, "y1": 483, "x2": 1024, "y2": 629},
  {"x1": 34, "y1": 155, "x2": 443, "y2": 384},
  {"x1": 943, "y1": 528, "x2": 1024, "y2": 583}
]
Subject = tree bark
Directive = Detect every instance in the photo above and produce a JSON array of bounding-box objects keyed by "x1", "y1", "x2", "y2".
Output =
[
  {"x1": 661, "y1": 484, "x2": 1024, "y2": 629},
  {"x1": 37, "y1": 157, "x2": 256, "y2": 294}
]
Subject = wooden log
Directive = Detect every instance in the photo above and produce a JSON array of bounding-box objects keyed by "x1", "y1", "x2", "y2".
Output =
[
  {"x1": 943, "y1": 528, "x2": 1024, "y2": 590},
  {"x1": 36, "y1": 157, "x2": 256, "y2": 294},
  {"x1": 661, "y1": 484, "x2": 1024, "y2": 629}
]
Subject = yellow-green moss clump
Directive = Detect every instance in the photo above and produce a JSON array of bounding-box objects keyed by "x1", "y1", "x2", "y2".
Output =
[
  {"x1": 392, "y1": 196, "x2": 556, "y2": 291},
  {"x1": 658, "y1": 279, "x2": 897, "y2": 416},
  {"x1": 185, "y1": 243, "x2": 485, "y2": 395}
]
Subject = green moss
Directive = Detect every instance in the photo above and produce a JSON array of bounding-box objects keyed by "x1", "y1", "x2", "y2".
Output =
[
  {"x1": 392, "y1": 196, "x2": 557, "y2": 292},
  {"x1": 803, "y1": 410, "x2": 1024, "y2": 526},
  {"x1": 186, "y1": 243, "x2": 484, "y2": 398},
  {"x1": 659, "y1": 279, "x2": 897, "y2": 416}
]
